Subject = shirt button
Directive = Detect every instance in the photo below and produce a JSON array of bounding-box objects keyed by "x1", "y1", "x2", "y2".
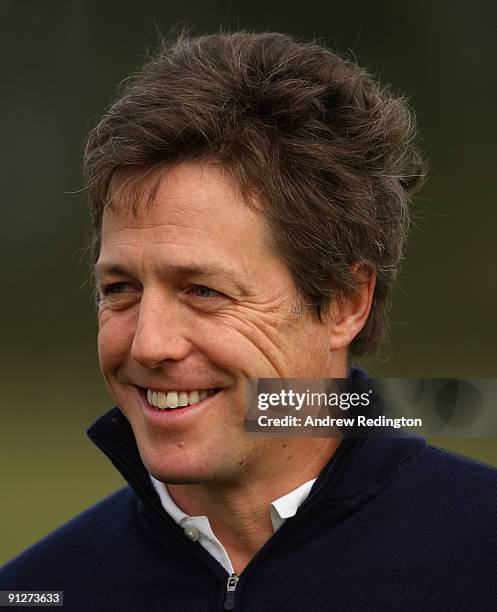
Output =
[{"x1": 184, "y1": 526, "x2": 200, "y2": 542}]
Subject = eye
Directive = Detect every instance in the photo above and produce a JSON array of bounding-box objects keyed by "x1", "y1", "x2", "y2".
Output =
[
  {"x1": 189, "y1": 285, "x2": 223, "y2": 298},
  {"x1": 101, "y1": 282, "x2": 131, "y2": 295}
]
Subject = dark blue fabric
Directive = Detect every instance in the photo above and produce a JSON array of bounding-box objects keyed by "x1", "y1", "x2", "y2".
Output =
[{"x1": 1, "y1": 403, "x2": 496, "y2": 611}]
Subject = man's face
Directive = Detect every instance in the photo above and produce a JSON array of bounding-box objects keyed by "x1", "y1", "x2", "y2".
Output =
[{"x1": 97, "y1": 162, "x2": 341, "y2": 485}]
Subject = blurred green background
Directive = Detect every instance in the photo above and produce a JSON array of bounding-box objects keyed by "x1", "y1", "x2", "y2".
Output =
[{"x1": 1, "y1": 1, "x2": 496, "y2": 565}]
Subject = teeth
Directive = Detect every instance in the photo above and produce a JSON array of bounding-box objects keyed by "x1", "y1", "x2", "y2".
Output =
[
  {"x1": 178, "y1": 391, "x2": 189, "y2": 407},
  {"x1": 166, "y1": 392, "x2": 179, "y2": 408},
  {"x1": 188, "y1": 390, "x2": 200, "y2": 405},
  {"x1": 146, "y1": 388, "x2": 217, "y2": 410}
]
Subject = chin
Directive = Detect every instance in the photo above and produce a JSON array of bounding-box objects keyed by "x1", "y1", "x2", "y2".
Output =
[
  {"x1": 149, "y1": 471, "x2": 205, "y2": 486},
  {"x1": 147, "y1": 462, "x2": 216, "y2": 485},
  {"x1": 138, "y1": 444, "x2": 211, "y2": 484}
]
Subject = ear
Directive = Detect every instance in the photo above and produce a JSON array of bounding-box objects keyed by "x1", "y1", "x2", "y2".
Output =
[{"x1": 329, "y1": 264, "x2": 376, "y2": 351}]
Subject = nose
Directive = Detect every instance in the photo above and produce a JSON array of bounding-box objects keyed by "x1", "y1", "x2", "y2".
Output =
[{"x1": 130, "y1": 291, "x2": 191, "y2": 369}]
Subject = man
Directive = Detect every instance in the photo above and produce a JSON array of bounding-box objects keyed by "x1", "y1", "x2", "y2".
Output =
[{"x1": 1, "y1": 32, "x2": 496, "y2": 611}]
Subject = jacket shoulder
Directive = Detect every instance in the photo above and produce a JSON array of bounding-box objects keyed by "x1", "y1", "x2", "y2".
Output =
[
  {"x1": 422, "y1": 444, "x2": 497, "y2": 488},
  {"x1": 0, "y1": 486, "x2": 138, "y2": 588},
  {"x1": 407, "y1": 443, "x2": 497, "y2": 525}
]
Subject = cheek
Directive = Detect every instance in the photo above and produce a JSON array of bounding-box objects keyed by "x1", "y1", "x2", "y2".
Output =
[
  {"x1": 290, "y1": 327, "x2": 332, "y2": 376},
  {"x1": 97, "y1": 314, "x2": 135, "y2": 373},
  {"x1": 191, "y1": 315, "x2": 281, "y2": 377},
  {"x1": 191, "y1": 323, "x2": 247, "y2": 369},
  {"x1": 205, "y1": 309, "x2": 331, "y2": 379}
]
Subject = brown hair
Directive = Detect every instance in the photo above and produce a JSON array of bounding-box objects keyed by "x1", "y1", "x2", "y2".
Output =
[{"x1": 84, "y1": 31, "x2": 425, "y2": 357}]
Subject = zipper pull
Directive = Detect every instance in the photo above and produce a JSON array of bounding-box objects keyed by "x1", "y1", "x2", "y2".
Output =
[{"x1": 223, "y1": 573, "x2": 239, "y2": 610}]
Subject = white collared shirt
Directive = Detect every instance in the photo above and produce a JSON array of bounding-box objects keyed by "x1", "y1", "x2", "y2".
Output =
[{"x1": 149, "y1": 475, "x2": 317, "y2": 574}]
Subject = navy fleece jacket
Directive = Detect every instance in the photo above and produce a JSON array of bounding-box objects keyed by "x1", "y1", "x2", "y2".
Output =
[{"x1": 1, "y1": 407, "x2": 496, "y2": 611}]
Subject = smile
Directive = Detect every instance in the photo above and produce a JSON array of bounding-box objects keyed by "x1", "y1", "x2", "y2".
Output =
[{"x1": 147, "y1": 388, "x2": 219, "y2": 410}]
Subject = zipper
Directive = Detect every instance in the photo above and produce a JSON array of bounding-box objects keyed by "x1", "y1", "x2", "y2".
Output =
[{"x1": 223, "y1": 573, "x2": 239, "y2": 610}]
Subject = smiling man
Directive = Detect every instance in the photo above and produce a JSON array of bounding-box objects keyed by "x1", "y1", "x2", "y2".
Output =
[
  {"x1": 1, "y1": 32, "x2": 496, "y2": 611},
  {"x1": 95, "y1": 161, "x2": 358, "y2": 575}
]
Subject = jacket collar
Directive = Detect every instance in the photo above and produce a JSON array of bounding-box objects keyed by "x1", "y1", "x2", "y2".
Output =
[{"x1": 87, "y1": 405, "x2": 164, "y2": 513}]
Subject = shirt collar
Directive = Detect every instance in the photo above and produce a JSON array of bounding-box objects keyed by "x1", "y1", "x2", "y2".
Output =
[
  {"x1": 149, "y1": 474, "x2": 317, "y2": 533},
  {"x1": 269, "y1": 478, "x2": 317, "y2": 529}
]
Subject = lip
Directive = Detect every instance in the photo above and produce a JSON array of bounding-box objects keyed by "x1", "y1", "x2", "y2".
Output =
[{"x1": 135, "y1": 385, "x2": 221, "y2": 424}]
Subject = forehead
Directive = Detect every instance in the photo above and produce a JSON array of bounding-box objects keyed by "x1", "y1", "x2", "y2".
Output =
[
  {"x1": 104, "y1": 162, "x2": 250, "y2": 229},
  {"x1": 98, "y1": 162, "x2": 276, "y2": 276}
]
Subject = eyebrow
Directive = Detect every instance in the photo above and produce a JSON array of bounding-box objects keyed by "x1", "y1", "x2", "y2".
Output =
[{"x1": 93, "y1": 261, "x2": 245, "y2": 292}]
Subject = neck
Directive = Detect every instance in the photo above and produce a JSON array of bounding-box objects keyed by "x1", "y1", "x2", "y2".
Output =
[{"x1": 167, "y1": 437, "x2": 341, "y2": 574}]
